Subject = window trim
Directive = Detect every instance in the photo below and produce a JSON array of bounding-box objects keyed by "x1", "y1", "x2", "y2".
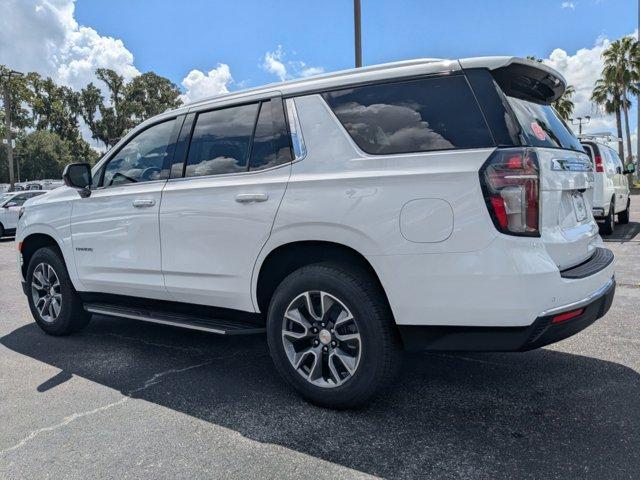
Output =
[
  {"x1": 96, "y1": 116, "x2": 183, "y2": 189},
  {"x1": 319, "y1": 73, "x2": 496, "y2": 157}
]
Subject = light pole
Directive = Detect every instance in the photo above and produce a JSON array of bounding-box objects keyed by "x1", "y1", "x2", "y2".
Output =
[
  {"x1": 570, "y1": 115, "x2": 591, "y2": 135},
  {"x1": 1, "y1": 69, "x2": 23, "y2": 190},
  {"x1": 354, "y1": 0, "x2": 362, "y2": 68}
]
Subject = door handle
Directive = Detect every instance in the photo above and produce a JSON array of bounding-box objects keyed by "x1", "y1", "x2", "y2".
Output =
[
  {"x1": 132, "y1": 199, "x2": 156, "y2": 208},
  {"x1": 235, "y1": 193, "x2": 268, "y2": 203}
]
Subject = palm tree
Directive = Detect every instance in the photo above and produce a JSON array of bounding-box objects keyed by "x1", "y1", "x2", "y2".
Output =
[
  {"x1": 552, "y1": 85, "x2": 575, "y2": 121},
  {"x1": 601, "y1": 36, "x2": 640, "y2": 162},
  {"x1": 591, "y1": 78, "x2": 624, "y2": 156}
]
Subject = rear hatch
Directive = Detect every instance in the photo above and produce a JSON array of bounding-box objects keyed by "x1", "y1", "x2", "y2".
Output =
[{"x1": 488, "y1": 60, "x2": 598, "y2": 270}]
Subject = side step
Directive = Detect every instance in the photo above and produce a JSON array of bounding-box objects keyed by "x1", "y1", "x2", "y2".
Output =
[{"x1": 84, "y1": 303, "x2": 266, "y2": 335}]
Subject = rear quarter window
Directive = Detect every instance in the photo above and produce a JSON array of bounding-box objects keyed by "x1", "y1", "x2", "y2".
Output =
[{"x1": 322, "y1": 75, "x2": 494, "y2": 155}]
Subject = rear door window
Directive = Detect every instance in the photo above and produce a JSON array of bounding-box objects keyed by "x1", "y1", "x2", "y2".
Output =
[
  {"x1": 506, "y1": 97, "x2": 583, "y2": 152},
  {"x1": 249, "y1": 100, "x2": 291, "y2": 171},
  {"x1": 322, "y1": 75, "x2": 494, "y2": 155},
  {"x1": 185, "y1": 103, "x2": 259, "y2": 177}
]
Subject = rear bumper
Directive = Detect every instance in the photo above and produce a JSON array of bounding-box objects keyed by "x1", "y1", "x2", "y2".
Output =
[{"x1": 398, "y1": 276, "x2": 615, "y2": 352}]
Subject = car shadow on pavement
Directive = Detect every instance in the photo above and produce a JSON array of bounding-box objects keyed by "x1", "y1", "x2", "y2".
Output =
[
  {"x1": 2, "y1": 316, "x2": 639, "y2": 479},
  {"x1": 601, "y1": 221, "x2": 640, "y2": 242}
]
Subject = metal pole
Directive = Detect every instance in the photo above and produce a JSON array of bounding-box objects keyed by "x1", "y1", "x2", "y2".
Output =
[
  {"x1": 354, "y1": 0, "x2": 362, "y2": 68},
  {"x1": 2, "y1": 83, "x2": 15, "y2": 190}
]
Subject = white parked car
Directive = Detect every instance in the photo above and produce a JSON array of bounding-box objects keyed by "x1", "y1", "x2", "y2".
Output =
[
  {"x1": 580, "y1": 139, "x2": 632, "y2": 234},
  {"x1": 0, "y1": 191, "x2": 47, "y2": 238},
  {"x1": 16, "y1": 57, "x2": 615, "y2": 408}
]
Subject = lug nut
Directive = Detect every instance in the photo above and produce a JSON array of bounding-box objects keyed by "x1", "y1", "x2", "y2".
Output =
[
  {"x1": 321, "y1": 323, "x2": 325, "y2": 327},
  {"x1": 322, "y1": 346, "x2": 328, "y2": 352},
  {"x1": 331, "y1": 341, "x2": 336, "y2": 347},
  {"x1": 314, "y1": 340, "x2": 319, "y2": 346},
  {"x1": 311, "y1": 327, "x2": 318, "y2": 334}
]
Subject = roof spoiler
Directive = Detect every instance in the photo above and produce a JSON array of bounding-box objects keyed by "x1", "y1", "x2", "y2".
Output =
[{"x1": 459, "y1": 57, "x2": 566, "y2": 104}]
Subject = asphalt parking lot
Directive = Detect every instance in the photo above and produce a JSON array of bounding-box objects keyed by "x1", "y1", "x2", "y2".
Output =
[{"x1": 1, "y1": 199, "x2": 639, "y2": 480}]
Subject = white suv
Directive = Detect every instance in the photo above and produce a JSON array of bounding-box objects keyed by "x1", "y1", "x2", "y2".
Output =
[
  {"x1": 16, "y1": 57, "x2": 615, "y2": 408},
  {"x1": 0, "y1": 191, "x2": 46, "y2": 238},
  {"x1": 580, "y1": 139, "x2": 632, "y2": 234}
]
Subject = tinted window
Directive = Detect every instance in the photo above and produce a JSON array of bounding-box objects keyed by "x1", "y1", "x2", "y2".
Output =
[
  {"x1": 186, "y1": 103, "x2": 259, "y2": 177},
  {"x1": 506, "y1": 97, "x2": 583, "y2": 152},
  {"x1": 249, "y1": 101, "x2": 291, "y2": 171},
  {"x1": 6, "y1": 193, "x2": 41, "y2": 206},
  {"x1": 102, "y1": 119, "x2": 177, "y2": 187},
  {"x1": 322, "y1": 75, "x2": 493, "y2": 154}
]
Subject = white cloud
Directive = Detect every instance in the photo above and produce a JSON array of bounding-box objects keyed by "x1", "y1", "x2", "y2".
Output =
[
  {"x1": 263, "y1": 45, "x2": 288, "y2": 81},
  {"x1": 0, "y1": 0, "x2": 139, "y2": 91},
  {"x1": 561, "y1": 2, "x2": 576, "y2": 9},
  {"x1": 262, "y1": 45, "x2": 324, "y2": 81},
  {"x1": 180, "y1": 64, "x2": 232, "y2": 103},
  {"x1": 541, "y1": 30, "x2": 638, "y2": 155}
]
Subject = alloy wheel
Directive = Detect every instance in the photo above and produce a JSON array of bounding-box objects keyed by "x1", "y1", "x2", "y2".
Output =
[
  {"x1": 281, "y1": 291, "x2": 362, "y2": 388},
  {"x1": 31, "y1": 262, "x2": 62, "y2": 323}
]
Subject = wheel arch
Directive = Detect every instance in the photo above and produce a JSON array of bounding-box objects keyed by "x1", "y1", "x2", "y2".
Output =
[
  {"x1": 254, "y1": 240, "x2": 393, "y2": 318},
  {"x1": 20, "y1": 233, "x2": 64, "y2": 280}
]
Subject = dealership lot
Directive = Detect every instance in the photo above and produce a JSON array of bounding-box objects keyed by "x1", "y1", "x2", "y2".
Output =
[{"x1": 0, "y1": 200, "x2": 638, "y2": 479}]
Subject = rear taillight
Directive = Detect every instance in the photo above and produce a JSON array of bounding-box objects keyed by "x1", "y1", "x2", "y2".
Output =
[
  {"x1": 479, "y1": 148, "x2": 540, "y2": 236},
  {"x1": 594, "y1": 155, "x2": 604, "y2": 173}
]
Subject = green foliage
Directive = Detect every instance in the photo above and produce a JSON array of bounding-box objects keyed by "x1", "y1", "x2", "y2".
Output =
[
  {"x1": 80, "y1": 69, "x2": 182, "y2": 148},
  {"x1": 14, "y1": 130, "x2": 72, "y2": 181}
]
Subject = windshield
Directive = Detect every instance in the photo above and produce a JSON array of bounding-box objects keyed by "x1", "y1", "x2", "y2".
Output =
[
  {"x1": 0, "y1": 194, "x2": 13, "y2": 206},
  {"x1": 507, "y1": 97, "x2": 584, "y2": 152}
]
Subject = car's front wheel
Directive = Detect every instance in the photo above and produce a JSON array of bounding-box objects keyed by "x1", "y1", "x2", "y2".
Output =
[
  {"x1": 26, "y1": 247, "x2": 91, "y2": 335},
  {"x1": 266, "y1": 263, "x2": 401, "y2": 409}
]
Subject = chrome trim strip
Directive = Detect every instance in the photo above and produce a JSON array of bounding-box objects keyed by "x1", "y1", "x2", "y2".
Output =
[
  {"x1": 538, "y1": 276, "x2": 615, "y2": 317},
  {"x1": 85, "y1": 306, "x2": 228, "y2": 335}
]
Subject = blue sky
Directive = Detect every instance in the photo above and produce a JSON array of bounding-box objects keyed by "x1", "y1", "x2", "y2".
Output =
[
  {"x1": 74, "y1": 0, "x2": 636, "y2": 88},
  {"x1": 0, "y1": 0, "x2": 637, "y2": 151}
]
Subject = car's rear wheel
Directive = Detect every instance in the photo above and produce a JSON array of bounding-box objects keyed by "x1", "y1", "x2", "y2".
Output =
[
  {"x1": 618, "y1": 199, "x2": 630, "y2": 225},
  {"x1": 599, "y1": 200, "x2": 615, "y2": 235},
  {"x1": 266, "y1": 263, "x2": 401, "y2": 409},
  {"x1": 26, "y1": 247, "x2": 90, "y2": 335}
]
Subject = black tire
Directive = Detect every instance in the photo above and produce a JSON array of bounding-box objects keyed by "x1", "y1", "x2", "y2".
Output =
[
  {"x1": 618, "y1": 199, "x2": 630, "y2": 225},
  {"x1": 266, "y1": 262, "x2": 401, "y2": 409},
  {"x1": 599, "y1": 200, "x2": 615, "y2": 235},
  {"x1": 0, "y1": 223, "x2": 4, "y2": 238},
  {"x1": 26, "y1": 246, "x2": 91, "y2": 335}
]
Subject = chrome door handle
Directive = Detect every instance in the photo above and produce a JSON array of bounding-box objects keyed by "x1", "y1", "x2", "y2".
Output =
[
  {"x1": 235, "y1": 193, "x2": 268, "y2": 203},
  {"x1": 132, "y1": 199, "x2": 156, "y2": 208}
]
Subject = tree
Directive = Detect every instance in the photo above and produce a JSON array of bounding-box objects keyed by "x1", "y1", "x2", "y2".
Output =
[
  {"x1": 525, "y1": 56, "x2": 575, "y2": 121},
  {"x1": 80, "y1": 69, "x2": 182, "y2": 148},
  {"x1": 123, "y1": 72, "x2": 182, "y2": 123},
  {"x1": 591, "y1": 78, "x2": 624, "y2": 157},
  {"x1": 15, "y1": 130, "x2": 73, "y2": 181},
  {"x1": 552, "y1": 85, "x2": 575, "y2": 121},
  {"x1": 601, "y1": 36, "x2": 639, "y2": 162}
]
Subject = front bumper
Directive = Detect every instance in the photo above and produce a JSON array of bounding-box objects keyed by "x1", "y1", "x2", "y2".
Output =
[{"x1": 398, "y1": 276, "x2": 616, "y2": 352}]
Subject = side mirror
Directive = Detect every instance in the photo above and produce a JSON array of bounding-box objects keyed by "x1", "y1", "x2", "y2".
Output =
[{"x1": 62, "y1": 163, "x2": 92, "y2": 198}]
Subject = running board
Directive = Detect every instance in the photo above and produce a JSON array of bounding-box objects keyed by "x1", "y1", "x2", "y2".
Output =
[{"x1": 84, "y1": 303, "x2": 266, "y2": 335}]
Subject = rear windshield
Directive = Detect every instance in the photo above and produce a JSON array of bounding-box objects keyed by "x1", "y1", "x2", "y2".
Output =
[{"x1": 507, "y1": 97, "x2": 584, "y2": 152}]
